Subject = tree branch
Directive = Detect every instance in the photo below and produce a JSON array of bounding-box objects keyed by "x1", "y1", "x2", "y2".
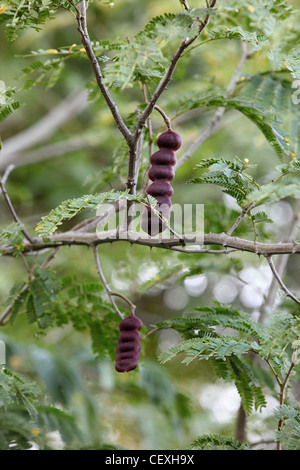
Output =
[
  {"x1": 2, "y1": 230, "x2": 300, "y2": 257},
  {"x1": 0, "y1": 164, "x2": 15, "y2": 197},
  {"x1": 134, "y1": 0, "x2": 217, "y2": 141},
  {"x1": 276, "y1": 346, "x2": 298, "y2": 450},
  {"x1": 0, "y1": 165, "x2": 34, "y2": 244},
  {"x1": 76, "y1": 1, "x2": 132, "y2": 145},
  {"x1": 227, "y1": 202, "x2": 255, "y2": 237},
  {"x1": 265, "y1": 255, "x2": 300, "y2": 306},
  {"x1": 92, "y1": 245, "x2": 124, "y2": 320},
  {"x1": 259, "y1": 200, "x2": 300, "y2": 323}
]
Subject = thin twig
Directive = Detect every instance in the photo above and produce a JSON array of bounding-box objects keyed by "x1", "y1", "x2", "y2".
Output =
[
  {"x1": 92, "y1": 245, "x2": 124, "y2": 320},
  {"x1": 110, "y1": 291, "x2": 136, "y2": 315},
  {"x1": 227, "y1": 202, "x2": 255, "y2": 236},
  {"x1": 0, "y1": 164, "x2": 15, "y2": 196},
  {"x1": 134, "y1": 0, "x2": 217, "y2": 139},
  {"x1": 154, "y1": 105, "x2": 171, "y2": 129},
  {"x1": 277, "y1": 348, "x2": 297, "y2": 450},
  {"x1": 0, "y1": 283, "x2": 29, "y2": 326},
  {"x1": 265, "y1": 255, "x2": 300, "y2": 306},
  {"x1": 180, "y1": 0, "x2": 190, "y2": 11},
  {"x1": 0, "y1": 166, "x2": 34, "y2": 244},
  {"x1": 259, "y1": 200, "x2": 300, "y2": 324},
  {"x1": 76, "y1": 1, "x2": 132, "y2": 145}
]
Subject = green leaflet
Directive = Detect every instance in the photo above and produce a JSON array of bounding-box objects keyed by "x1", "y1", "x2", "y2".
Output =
[
  {"x1": 189, "y1": 155, "x2": 300, "y2": 209},
  {"x1": 274, "y1": 405, "x2": 300, "y2": 450},
  {"x1": 1, "y1": 1, "x2": 75, "y2": 41},
  {"x1": 190, "y1": 433, "x2": 252, "y2": 450},
  {"x1": 158, "y1": 336, "x2": 261, "y2": 365},
  {"x1": 206, "y1": 25, "x2": 267, "y2": 48},
  {"x1": 0, "y1": 222, "x2": 24, "y2": 250},
  {"x1": 0, "y1": 367, "x2": 40, "y2": 418},
  {"x1": 0, "y1": 86, "x2": 20, "y2": 123},
  {"x1": 243, "y1": 182, "x2": 300, "y2": 208},
  {"x1": 158, "y1": 335, "x2": 264, "y2": 414},
  {"x1": 24, "y1": 267, "x2": 61, "y2": 329},
  {"x1": 175, "y1": 91, "x2": 290, "y2": 159},
  {"x1": 102, "y1": 9, "x2": 213, "y2": 90},
  {"x1": 188, "y1": 157, "x2": 258, "y2": 206},
  {"x1": 171, "y1": 74, "x2": 300, "y2": 160},
  {"x1": 156, "y1": 305, "x2": 300, "y2": 415},
  {"x1": 34, "y1": 191, "x2": 154, "y2": 238}
]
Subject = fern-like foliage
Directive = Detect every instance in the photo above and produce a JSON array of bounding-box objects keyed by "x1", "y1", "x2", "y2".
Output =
[
  {"x1": 34, "y1": 190, "x2": 155, "y2": 237},
  {"x1": 99, "y1": 8, "x2": 213, "y2": 91},
  {"x1": 188, "y1": 157, "x2": 259, "y2": 206},
  {"x1": 0, "y1": 367, "x2": 40, "y2": 419},
  {"x1": 215, "y1": 0, "x2": 294, "y2": 36},
  {"x1": 0, "y1": 85, "x2": 20, "y2": 123},
  {"x1": 206, "y1": 25, "x2": 267, "y2": 48},
  {"x1": 244, "y1": 181, "x2": 300, "y2": 208},
  {"x1": 274, "y1": 405, "x2": 300, "y2": 450},
  {"x1": 190, "y1": 433, "x2": 252, "y2": 450},
  {"x1": 0, "y1": 222, "x2": 24, "y2": 255},
  {"x1": 189, "y1": 155, "x2": 300, "y2": 209},
  {"x1": 18, "y1": 44, "x2": 115, "y2": 90},
  {"x1": 174, "y1": 90, "x2": 291, "y2": 159},
  {"x1": 0, "y1": 0, "x2": 76, "y2": 41},
  {"x1": 5, "y1": 270, "x2": 127, "y2": 359},
  {"x1": 0, "y1": 410, "x2": 36, "y2": 450},
  {"x1": 156, "y1": 304, "x2": 300, "y2": 416}
]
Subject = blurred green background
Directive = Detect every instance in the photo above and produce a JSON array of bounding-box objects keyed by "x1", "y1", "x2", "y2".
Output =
[{"x1": 0, "y1": 0, "x2": 299, "y2": 450}]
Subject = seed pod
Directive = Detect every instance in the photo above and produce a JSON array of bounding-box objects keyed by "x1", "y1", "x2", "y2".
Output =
[
  {"x1": 146, "y1": 180, "x2": 174, "y2": 198},
  {"x1": 142, "y1": 129, "x2": 182, "y2": 236},
  {"x1": 157, "y1": 129, "x2": 182, "y2": 151},
  {"x1": 115, "y1": 314, "x2": 143, "y2": 373},
  {"x1": 150, "y1": 149, "x2": 176, "y2": 166}
]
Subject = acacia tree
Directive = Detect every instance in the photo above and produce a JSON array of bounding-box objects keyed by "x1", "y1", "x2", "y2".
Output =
[{"x1": 0, "y1": 0, "x2": 300, "y2": 451}]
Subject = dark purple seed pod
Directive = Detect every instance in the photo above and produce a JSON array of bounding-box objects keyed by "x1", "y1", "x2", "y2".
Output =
[
  {"x1": 120, "y1": 330, "x2": 141, "y2": 342},
  {"x1": 147, "y1": 180, "x2": 174, "y2": 197},
  {"x1": 116, "y1": 341, "x2": 136, "y2": 353},
  {"x1": 155, "y1": 196, "x2": 172, "y2": 207},
  {"x1": 157, "y1": 129, "x2": 182, "y2": 151},
  {"x1": 119, "y1": 313, "x2": 143, "y2": 332},
  {"x1": 150, "y1": 149, "x2": 176, "y2": 166},
  {"x1": 148, "y1": 164, "x2": 175, "y2": 181},
  {"x1": 115, "y1": 314, "x2": 143, "y2": 373},
  {"x1": 143, "y1": 128, "x2": 182, "y2": 236}
]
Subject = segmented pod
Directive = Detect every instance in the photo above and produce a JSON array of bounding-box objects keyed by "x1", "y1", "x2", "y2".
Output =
[
  {"x1": 115, "y1": 314, "x2": 143, "y2": 373},
  {"x1": 142, "y1": 129, "x2": 182, "y2": 236}
]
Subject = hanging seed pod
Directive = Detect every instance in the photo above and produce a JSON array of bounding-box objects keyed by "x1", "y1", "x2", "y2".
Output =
[
  {"x1": 115, "y1": 314, "x2": 143, "y2": 373},
  {"x1": 142, "y1": 129, "x2": 182, "y2": 236}
]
